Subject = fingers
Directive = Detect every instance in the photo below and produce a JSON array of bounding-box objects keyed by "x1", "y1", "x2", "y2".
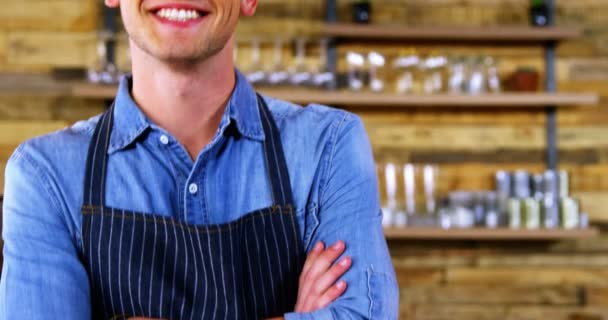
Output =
[
  {"x1": 305, "y1": 241, "x2": 346, "y2": 285},
  {"x1": 312, "y1": 256, "x2": 351, "y2": 297},
  {"x1": 300, "y1": 241, "x2": 325, "y2": 280},
  {"x1": 313, "y1": 280, "x2": 348, "y2": 310},
  {"x1": 296, "y1": 240, "x2": 348, "y2": 312}
]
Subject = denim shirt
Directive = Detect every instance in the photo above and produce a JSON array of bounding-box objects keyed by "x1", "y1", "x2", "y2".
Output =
[{"x1": 0, "y1": 70, "x2": 398, "y2": 319}]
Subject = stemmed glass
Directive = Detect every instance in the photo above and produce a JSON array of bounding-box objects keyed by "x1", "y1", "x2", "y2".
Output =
[
  {"x1": 266, "y1": 37, "x2": 290, "y2": 86},
  {"x1": 289, "y1": 37, "x2": 312, "y2": 86},
  {"x1": 312, "y1": 38, "x2": 336, "y2": 89},
  {"x1": 88, "y1": 31, "x2": 120, "y2": 84},
  {"x1": 243, "y1": 38, "x2": 267, "y2": 85}
]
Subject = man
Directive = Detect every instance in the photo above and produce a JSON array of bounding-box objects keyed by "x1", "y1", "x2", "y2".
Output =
[{"x1": 0, "y1": 0, "x2": 398, "y2": 319}]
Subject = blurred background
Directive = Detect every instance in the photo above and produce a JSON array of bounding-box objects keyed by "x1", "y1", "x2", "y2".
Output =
[{"x1": 1, "y1": 0, "x2": 608, "y2": 319}]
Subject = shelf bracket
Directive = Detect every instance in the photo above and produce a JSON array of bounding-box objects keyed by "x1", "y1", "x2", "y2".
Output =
[
  {"x1": 325, "y1": 0, "x2": 338, "y2": 90},
  {"x1": 102, "y1": 4, "x2": 118, "y2": 108},
  {"x1": 545, "y1": 0, "x2": 558, "y2": 170}
]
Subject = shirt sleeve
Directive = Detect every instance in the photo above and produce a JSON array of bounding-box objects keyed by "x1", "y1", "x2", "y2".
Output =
[
  {"x1": 0, "y1": 143, "x2": 91, "y2": 319},
  {"x1": 285, "y1": 114, "x2": 399, "y2": 320}
]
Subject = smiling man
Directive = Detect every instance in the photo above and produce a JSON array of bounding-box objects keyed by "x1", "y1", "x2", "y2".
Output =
[{"x1": 0, "y1": 0, "x2": 398, "y2": 319}]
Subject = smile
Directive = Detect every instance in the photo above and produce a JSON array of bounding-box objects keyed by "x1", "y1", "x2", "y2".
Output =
[{"x1": 155, "y1": 8, "x2": 202, "y2": 22}]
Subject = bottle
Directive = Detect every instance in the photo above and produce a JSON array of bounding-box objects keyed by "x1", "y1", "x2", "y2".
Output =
[
  {"x1": 352, "y1": 0, "x2": 371, "y2": 24},
  {"x1": 530, "y1": 0, "x2": 550, "y2": 27}
]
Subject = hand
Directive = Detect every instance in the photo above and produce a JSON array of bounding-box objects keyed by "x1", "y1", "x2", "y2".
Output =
[{"x1": 293, "y1": 240, "x2": 352, "y2": 312}]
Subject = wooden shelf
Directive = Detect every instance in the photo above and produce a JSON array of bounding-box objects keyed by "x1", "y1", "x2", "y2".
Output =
[
  {"x1": 260, "y1": 89, "x2": 599, "y2": 108},
  {"x1": 0, "y1": 74, "x2": 598, "y2": 108},
  {"x1": 321, "y1": 23, "x2": 583, "y2": 44},
  {"x1": 383, "y1": 227, "x2": 600, "y2": 241}
]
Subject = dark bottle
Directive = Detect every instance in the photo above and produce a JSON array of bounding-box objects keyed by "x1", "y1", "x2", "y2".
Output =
[
  {"x1": 352, "y1": 0, "x2": 371, "y2": 24},
  {"x1": 530, "y1": 0, "x2": 550, "y2": 27}
]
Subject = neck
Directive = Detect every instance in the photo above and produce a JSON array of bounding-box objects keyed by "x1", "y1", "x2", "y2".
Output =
[{"x1": 129, "y1": 38, "x2": 236, "y2": 160}]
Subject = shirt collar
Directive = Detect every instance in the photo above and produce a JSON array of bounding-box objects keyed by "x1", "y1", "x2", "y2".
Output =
[{"x1": 108, "y1": 69, "x2": 265, "y2": 154}]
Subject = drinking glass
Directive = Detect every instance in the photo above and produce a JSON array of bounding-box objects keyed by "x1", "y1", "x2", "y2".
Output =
[
  {"x1": 312, "y1": 38, "x2": 336, "y2": 89},
  {"x1": 289, "y1": 37, "x2": 312, "y2": 87},
  {"x1": 244, "y1": 38, "x2": 267, "y2": 85},
  {"x1": 267, "y1": 37, "x2": 289, "y2": 86}
]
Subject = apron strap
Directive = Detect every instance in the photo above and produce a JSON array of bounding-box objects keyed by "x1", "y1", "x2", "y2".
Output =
[
  {"x1": 82, "y1": 103, "x2": 115, "y2": 207},
  {"x1": 256, "y1": 94, "x2": 295, "y2": 207}
]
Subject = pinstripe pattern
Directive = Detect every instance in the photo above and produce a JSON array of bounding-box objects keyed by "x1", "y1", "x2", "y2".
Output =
[{"x1": 81, "y1": 97, "x2": 304, "y2": 319}]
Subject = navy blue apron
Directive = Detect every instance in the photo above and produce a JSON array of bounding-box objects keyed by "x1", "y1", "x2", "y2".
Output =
[{"x1": 80, "y1": 95, "x2": 305, "y2": 320}]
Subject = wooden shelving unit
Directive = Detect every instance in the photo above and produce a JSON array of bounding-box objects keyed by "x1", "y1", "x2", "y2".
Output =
[
  {"x1": 321, "y1": 23, "x2": 582, "y2": 43},
  {"x1": 0, "y1": 74, "x2": 598, "y2": 109},
  {"x1": 383, "y1": 227, "x2": 600, "y2": 241}
]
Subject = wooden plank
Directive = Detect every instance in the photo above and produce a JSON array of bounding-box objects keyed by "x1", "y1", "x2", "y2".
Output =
[
  {"x1": 71, "y1": 82, "x2": 118, "y2": 99},
  {"x1": 321, "y1": 24, "x2": 582, "y2": 43},
  {"x1": 400, "y1": 285, "x2": 579, "y2": 305},
  {"x1": 0, "y1": 121, "x2": 68, "y2": 145},
  {"x1": 0, "y1": 96, "x2": 56, "y2": 120},
  {"x1": 369, "y1": 124, "x2": 544, "y2": 150},
  {"x1": 394, "y1": 267, "x2": 445, "y2": 286},
  {"x1": 358, "y1": 106, "x2": 608, "y2": 127},
  {"x1": 0, "y1": 74, "x2": 72, "y2": 97},
  {"x1": 0, "y1": 161, "x2": 5, "y2": 195},
  {"x1": 0, "y1": 96, "x2": 104, "y2": 123},
  {"x1": 478, "y1": 254, "x2": 608, "y2": 268},
  {"x1": 7, "y1": 32, "x2": 95, "y2": 68},
  {"x1": 549, "y1": 235, "x2": 608, "y2": 254},
  {"x1": 368, "y1": 125, "x2": 608, "y2": 151},
  {"x1": 506, "y1": 306, "x2": 608, "y2": 320},
  {"x1": 587, "y1": 287, "x2": 608, "y2": 306},
  {"x1": 404, "y1": 149, "x2": 600, "y2": 164},
  {"x1": 384, "y1": 228, "x2": 600, "y2": 241},
  {"x1": 405, "y1": 304, "x2": 507, "y2": 320},
  {"x1": 0, "y1": 32, "x2": 7, "y2": 66},
  {"x1": 573, "y1": 191, "x2": 608, "y2": 223},
  {"x1": 392, "y1": 255, "x2": 475, "y2": 268},
  {"x1": 0, "y1": 1, "x2": 98, "y2": 31},
  {"x1": 446, "y1": 268, "x2": 608, "y2": 287}
]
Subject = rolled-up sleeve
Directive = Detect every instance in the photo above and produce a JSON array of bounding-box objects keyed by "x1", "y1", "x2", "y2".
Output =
[
  {"x1": 285, "y1": 114, "x2": 399, "y2": 320},
  {"x1": 0, "y1": 144, "x2": 90, "y2": 319}
]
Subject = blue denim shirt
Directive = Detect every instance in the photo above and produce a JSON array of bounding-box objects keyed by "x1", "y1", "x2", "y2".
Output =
[{"x1": 0, "y1": 71, "x2": 398, "y2": 319}]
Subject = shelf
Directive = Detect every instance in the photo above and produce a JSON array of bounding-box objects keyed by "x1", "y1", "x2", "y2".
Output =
[
  {"x1": 383, "y1": 227, "x2": 600, "y2": 241},
  {"x1": 321, "y1": 24, "x2": 583, "y2": 44},
  {"x1": 0, "y1": 75, "x2": 598, "y2": 108},
  {"x1": 260, "y1": 89, "x2": 599, "y2": 108}
]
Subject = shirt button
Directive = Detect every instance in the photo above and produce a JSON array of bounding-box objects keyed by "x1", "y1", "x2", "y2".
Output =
[
  {"x1": 160, "y1": 135, "x2": 169, "y2": 145},
  {"x1": 188, "y1": 183, "x2": 198, "y2": 194}
]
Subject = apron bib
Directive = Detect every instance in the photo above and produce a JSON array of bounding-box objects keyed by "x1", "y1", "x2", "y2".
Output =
[{"x1": 80, "y1": 95, "x2": 304, "y2": 320}]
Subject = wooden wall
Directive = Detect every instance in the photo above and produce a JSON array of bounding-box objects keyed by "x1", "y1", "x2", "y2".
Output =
[{"x1": 1, "y1": 0, "x2": 607, "y2": 318}]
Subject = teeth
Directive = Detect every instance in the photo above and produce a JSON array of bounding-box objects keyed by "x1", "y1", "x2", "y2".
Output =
[{"x1": 156, "y1": 8, "x2": 200, "y2": 21}]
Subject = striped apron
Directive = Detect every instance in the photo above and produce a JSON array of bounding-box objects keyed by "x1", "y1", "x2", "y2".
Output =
[{"x1": 80, "y1": 95, "x2": 304, "y2": 320}]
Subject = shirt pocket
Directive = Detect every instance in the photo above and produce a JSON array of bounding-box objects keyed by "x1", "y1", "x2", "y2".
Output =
[
  {"x1": 296, "y1": 202, "x2": 318, "y2": 250},
  {"x1": 368, "y1": 268, "x2": 400, "y2": 320}
]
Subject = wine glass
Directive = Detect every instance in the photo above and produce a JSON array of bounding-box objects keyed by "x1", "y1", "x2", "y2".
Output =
[
  {"x1": 312, "y1": 38, "x2": 336, "y2": 89},
  {"x1": 243, "y1": 38, "x2": 267, "y2": 85},
  {"x1": 266, "y1": 37, "x2": 289, "y2": 86},
  {"x1": 289, "y1": 37, "x2": 313, "y2": 87}
]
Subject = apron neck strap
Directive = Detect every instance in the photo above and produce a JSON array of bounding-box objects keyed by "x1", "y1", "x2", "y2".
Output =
[
  {"x1": 256, "y1": 94, "x2": 294, "y2": 207},
  {"x1": 82, "y1": 103, "x2": 115, "y2": 207}
]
